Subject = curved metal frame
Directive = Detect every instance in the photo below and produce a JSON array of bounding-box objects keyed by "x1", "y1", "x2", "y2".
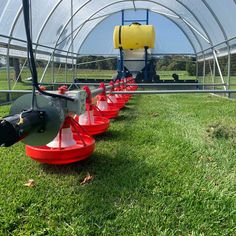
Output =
[
  {"x1": 6, "y1": 5, "x2": 23, "y2": 91},
  {"x1": 60, "y1": 0, "x2": 206, "y2": 83},
  {"x1": 2, "y1": 0, "x2": 234, "y2": 89},
  {"x1": 77, "y1": 9, "x2": 198, "y2": 55},
  {"x1": 5, "y1": 0, "x2": 234, "y2": 56},
  {"x1": 64, "y1": 0, "x2": 205, "y2": 55}
]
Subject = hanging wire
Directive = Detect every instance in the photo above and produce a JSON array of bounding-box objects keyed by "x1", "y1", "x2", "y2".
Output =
[{"x1": 22, "y1": 0, "x2": 75, "y2": 103}]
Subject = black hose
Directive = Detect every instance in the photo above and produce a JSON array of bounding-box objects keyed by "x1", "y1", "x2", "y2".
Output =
[{"x1": 21, "y1": 0, "x2": 74, "y2": 102}]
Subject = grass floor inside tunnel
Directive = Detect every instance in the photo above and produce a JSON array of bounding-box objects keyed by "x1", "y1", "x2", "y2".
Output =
[{"x1": 0, "y1": 94, "x2": 236, "y2": 235}]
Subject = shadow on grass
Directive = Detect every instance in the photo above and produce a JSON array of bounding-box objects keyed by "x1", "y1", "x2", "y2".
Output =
[
  {"x1": 41, "y1": 148, "x2": 154, "y2": 230},
  {"x1": 40, "y1": 162, "x2": 83, "y2": 175},
  {"x1": 111, "y1": 114, "x2": 127, "y2": 122},
  {"x1": 125, "y1": 100, "x2": 136, "y2": 106},
  {"x1": 94, "y1": 129, "x2": 124, "y2": 141}
]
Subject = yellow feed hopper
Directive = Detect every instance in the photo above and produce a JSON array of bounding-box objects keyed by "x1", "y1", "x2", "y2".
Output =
[{"x1": 113, "y1": 23, "x2": 155, "y2": 49}]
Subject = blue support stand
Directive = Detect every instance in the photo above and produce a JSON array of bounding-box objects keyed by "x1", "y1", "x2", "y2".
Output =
[
  {"x1": 146, "y1": 9, "x2": 149, "y2": 25},
  {"x1": 119, "y1": 47, "x2": 124, "y2": 79},
  {"x1": 118, "y1": 9, "x2": 150, "y2": 80},
  {"x1": 144, "y1": 46, "x2": 148, "y2": 82}
]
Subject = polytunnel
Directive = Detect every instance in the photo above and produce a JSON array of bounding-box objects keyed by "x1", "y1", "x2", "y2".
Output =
[
  {"x1": 0, "y1": 0, "x2": 236, "y2": 95},
  {"x1": 1, "y1": 1, "x2": 236, "y2": 233}
]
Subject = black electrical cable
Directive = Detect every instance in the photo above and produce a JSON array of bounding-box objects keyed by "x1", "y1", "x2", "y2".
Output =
[{"x1": 21, "y1": 0, "x2": 74, "y2": 102}]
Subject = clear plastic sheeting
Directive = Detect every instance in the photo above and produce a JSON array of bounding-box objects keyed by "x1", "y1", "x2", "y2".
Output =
[{"x1": 0, "y1": 0, "x2": 236, "y2": 59}]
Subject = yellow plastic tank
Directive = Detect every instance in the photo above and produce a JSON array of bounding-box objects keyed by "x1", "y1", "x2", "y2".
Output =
[{"x1": 113, "y1": 23, "x2": 155, "y2": 49}]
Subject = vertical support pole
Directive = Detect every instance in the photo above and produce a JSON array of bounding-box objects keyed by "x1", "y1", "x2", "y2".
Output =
[
  {"x1": 65, "y1": 57, "x2": 68, "y2": 83},
  {"x1": 71, "y1": 0, "x2": 75, "y2": 80},
  {"x1": 227, "y1": 45, "x2": 231, "y2": 98},
  {"x1": 75, "y1": 59, "x2": 77, "y2": 80},
  {"x1": 51, "y1": 53, "x2": 55, "y2": 84},
  {"x1": 144, "y1": 46, "x2": 148, "y2": 82},
  {"x1": 196, "y1": 56, "x2": 199, "y2": 90},
  {"x1": 6, "y1": 55, "x2": 11, "y2": 102},
  {"x1": 122, "y1": 10, "x2": 125, "y2": 25},
  {"x1": 213, "y1": 57, "x2": 216, "y2": 90},
  {"x1": 39, "y1": 55, "x2": 52, "y2": 83},
  {"x1": 213, "y1": 50, "x2": 226, "y2": 90},
  {"x1": 203, "y1": 57, "x2": 206, "y2": 90},
  {"x1": 196, "y1": 56, "x2": 199, "y2": 81},
  {"x1": 119, "y1": 47, "x2": 124, "y2": 78},
  {"x1": 146, "y1": 9, "x2": 149, "y2": 25},
  {"x1": 12, "y1": 58, "x2": 28, "y2": 90}
]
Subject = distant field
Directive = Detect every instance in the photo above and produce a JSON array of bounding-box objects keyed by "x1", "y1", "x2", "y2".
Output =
[
  {"x1": 0, "y1": 68, "x2": 117, "y2": 90},
  {"x1": 0, "y1": 68, "x2": 196, "y2": 90},
  {"x1": 1, "y1": 67, "x2": 235, "y2": 93}
]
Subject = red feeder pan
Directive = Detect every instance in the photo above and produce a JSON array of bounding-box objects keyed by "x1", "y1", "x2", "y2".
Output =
[
  {"x1": 107, "y1": 81, "x2": 126, "y2": 109},
  {"x1": 107, "y1": 95, "x2": 125, "y2": 109},
  {"x1": 74, "y1": 112, "x2": 110, "y2": 136},
  {"x1": 93, "y1": 105, "x2": 119, "y2": 119},
  {"x1": 94, "y1": 83, "x2": 120, "y2": 119},
  {"x1": 114, "y1": 81, "x2": 130, "y2": 103},
  {"x1": 25, "y1": 117, "x2": 95, "y2": 165}
]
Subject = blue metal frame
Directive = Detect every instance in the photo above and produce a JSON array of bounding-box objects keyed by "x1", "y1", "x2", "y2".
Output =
[
  {"x1": 144, "y1": 46, "x2": 148, "y2": 82},
  {"x1": 121, "y1": 9, "x2": 149, "y2": 25},
  {"x1": 122, "y1": 10, "x2": 125, "y2": 25},
  {"x1": 118, "y1": 9, "x2": 150, "y2": 80},
  {"x1": 119, "y1": 47, "x2": 124, "y2": 78},
  {"x1": 146, "y1": 9, "x2": 149, "y2": 25}
]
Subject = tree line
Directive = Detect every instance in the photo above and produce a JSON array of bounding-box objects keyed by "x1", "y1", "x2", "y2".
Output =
[{"x1": 76, "y1": 55, "x2": 197, "y2": 75}]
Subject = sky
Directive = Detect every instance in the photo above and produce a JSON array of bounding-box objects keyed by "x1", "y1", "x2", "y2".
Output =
[{"x1": 79, "y1": 10, "x2": 194, "y2": 55}]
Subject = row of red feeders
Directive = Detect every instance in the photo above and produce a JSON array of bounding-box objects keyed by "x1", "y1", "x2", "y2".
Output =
[
  {"x1": 26, "y1": 77, "x2": 138, "y2": 165},
  {"x1": 94, "y1": 82, "x2": 120, "y2": 119},
  {"x1": 107, "y1": 81, "x2": 126, "y2": 109},
  {"x1": 74, "y1": 86, "x2": 110, "y2": 136}
]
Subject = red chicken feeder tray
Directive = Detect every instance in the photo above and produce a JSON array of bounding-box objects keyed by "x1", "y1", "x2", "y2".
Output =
[
  {"x1": 25, "y1": 134, "x2": 95, "y2": 165},
  {"x1": 74, "y1": 115, "x2": 110, "y2": 136},
  {"x1": 122, "y1": 94, "x2": 130, "y2": 103},
  {"x1": 107, "y1": 95, "x2": 126, "y2": 109},
  {"x1": 116, "y1": 97, "x2": 127, "y2": 104},
  {"x1": 93, "y1": 105, "x2": 119, "y2": 119},
  {"x1": 112, "y1": 101, "x2": 125, "y2": 109},
  {"x1": 25, "y1": 117, "x2": 95, "y2": 165}
]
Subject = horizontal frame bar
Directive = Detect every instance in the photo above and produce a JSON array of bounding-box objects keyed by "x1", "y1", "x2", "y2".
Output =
[{"x1": 110, "y1": 90, "x2": 235, "y2": 94}]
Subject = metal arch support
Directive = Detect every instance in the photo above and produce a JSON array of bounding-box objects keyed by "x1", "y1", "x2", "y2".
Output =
[
  {"x1": 65, "y1": 0, "x2": 205, "y2": 56},
  {"x1": 46, "y1": 0, "x2": 92, "y2": 64},
  {"x1": 34, "y1": 0, "x2": 64, "y2": 51},
  {"x1": 34, "y1": 0, "x2": 92, "y2": 60},
  {"x1": 54, "y1": 0, "x2": 92, "y2": 47},
  {"x1": 200, "y1": 0, "x2": 230, "y2": 92},
  {"x1": 176, "y1": 0, "x2": 226, "y2": 90},
  {"x1": 160, "y1": 14, "x2": 198, "y2": 54},
  {"x1": 76, "y1": 9, "x2": 198, "y2": 55},
  {"x1": 176, "y1": 0, "x2": 212, "y2": 46},
  {"x1": 132, "y1": 1, "x2": 136, "y2": 11},
  {"x1": 200, "y1": 0, "x2": 228, "y2": 41},
  {"x1": 70, "y1": 0, "x2": 204, "y2": 53},
  {"x1": 34, "y1": 0, "x2": 91, "y2": 82},
  {"x1": 6, "y1": 5, "x2": 23, "y2": 93}
]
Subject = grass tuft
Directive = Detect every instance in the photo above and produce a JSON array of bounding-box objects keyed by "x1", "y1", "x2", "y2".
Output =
[{"x1": 206, "y1": 122, "x2": 236, "y2": 143}]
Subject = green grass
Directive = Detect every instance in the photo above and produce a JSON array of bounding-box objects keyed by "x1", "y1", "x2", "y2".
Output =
[
  {"x1": 0, "y1": 94, "x2": 236, "y2": 235},
  {"x1": 0, "y1": 68, "x2": 117, "y2": 90},
  {"x1": 0, "y1": 68, "x2": 197, "y2": 91}
]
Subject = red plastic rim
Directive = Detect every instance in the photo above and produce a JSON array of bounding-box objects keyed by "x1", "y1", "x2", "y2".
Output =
[
  {"x1": 113, "y1": 101, "x2": 125, "y2": 109},
  {"x1": 75, "y1": 116, "x2": 110, "y2": 136},
  {"x1": 93, "y1": 105, "x2": 119, "y2": 119},
  {"x1": 25, "y1": 116, "x2": 96, "y2": 165},
  {"x1": 26, "y1": 133, "x2": 95, "y2": 164},
  {"x1": 107, "y1": 99, "x2": 125, "y2": 109}
]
